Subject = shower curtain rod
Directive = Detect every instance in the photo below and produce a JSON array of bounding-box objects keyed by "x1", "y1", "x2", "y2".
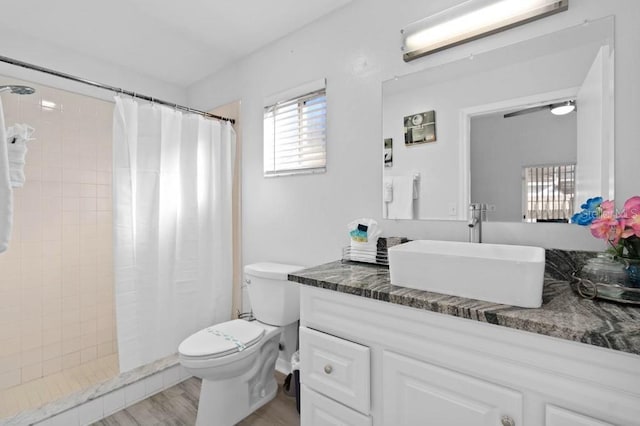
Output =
[{"x1": 0, "y1": 54, "x2": 235, "y2": 124}]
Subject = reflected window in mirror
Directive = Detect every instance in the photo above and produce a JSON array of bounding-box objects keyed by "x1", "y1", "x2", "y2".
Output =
[{"x1": 523, "y1": 164, "x2": 575, "y2": 223}]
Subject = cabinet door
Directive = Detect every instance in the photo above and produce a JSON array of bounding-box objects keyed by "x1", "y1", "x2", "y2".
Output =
[
  {"x1": 301, "y1": 385, "x2": 372, "y2": 426},
  {"x1": 546, "y1": 405, "x2": 614, "y2": 426},
  {"x1": 383, "y1": 351, "x2": 523, "y2": 426}
]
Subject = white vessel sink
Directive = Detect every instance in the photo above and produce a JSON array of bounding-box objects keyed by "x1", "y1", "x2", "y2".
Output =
[{"x1": 388, "y1": 240, "x2": 546, "y2": 308}]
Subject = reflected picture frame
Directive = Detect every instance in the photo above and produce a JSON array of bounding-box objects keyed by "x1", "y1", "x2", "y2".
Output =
[{"x1": 404, "y1": 110, "x2": 436, "y2": 145}]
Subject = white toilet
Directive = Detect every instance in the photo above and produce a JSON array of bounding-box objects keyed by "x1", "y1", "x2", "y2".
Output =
[{"x1": 178, "y1": 262, "x2": 302, "y2": 426}]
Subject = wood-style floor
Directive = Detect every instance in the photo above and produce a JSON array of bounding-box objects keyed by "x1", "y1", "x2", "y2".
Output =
[{"x1": 93, "y1": 372, "x2": 300, "y2": 426}]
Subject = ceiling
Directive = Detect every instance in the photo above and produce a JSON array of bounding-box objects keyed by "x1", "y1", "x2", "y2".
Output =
[{"x1": 0, "y1": 0, "x2": 351, "y2": 88}]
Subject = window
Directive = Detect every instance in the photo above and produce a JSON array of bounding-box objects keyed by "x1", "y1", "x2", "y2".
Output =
[
  {"x1": 523, "y1": 164, "x2": 575, "y2": 222},
  {"x1": 264, "y1": 81, "x2": 327, "y2": 177}
]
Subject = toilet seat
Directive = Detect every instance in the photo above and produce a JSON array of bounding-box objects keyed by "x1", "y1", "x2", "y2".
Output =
[{"x1": 179, "y1": 319, "x2": 265, "y2": 360}]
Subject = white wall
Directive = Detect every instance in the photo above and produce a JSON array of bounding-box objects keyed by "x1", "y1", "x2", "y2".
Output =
[
  {"x1": 471, "y1": 110, "x2": 577, "y2": 222},
  {"x1": 187, "y1": 0, "x2": 640, "y2": 265},
  {"x1": 0, "y1": 30, "x2": 185, "y2": 104}
]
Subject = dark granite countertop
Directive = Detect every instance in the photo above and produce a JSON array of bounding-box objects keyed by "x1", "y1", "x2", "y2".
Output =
[{"x1": 289, "y1": 257, "x2": 640, "y2": 356}]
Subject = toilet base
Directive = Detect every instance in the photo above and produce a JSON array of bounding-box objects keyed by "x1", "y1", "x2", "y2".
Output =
[
  {"x1": 193, "y1": 330, "x2": 281, "y2": 426},
  {"x1": 195, "y1": 375, "x2": 277, "y2": 426}
]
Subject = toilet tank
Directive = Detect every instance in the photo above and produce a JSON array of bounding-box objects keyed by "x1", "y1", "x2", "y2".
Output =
[{"x1": 244, "y1": 262, "x2": 303, "y2": 326}]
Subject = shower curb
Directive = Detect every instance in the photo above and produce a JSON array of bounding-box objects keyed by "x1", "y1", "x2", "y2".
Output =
[{"x1": 1, "y1": 354, "x2": 189, "y2": 426}]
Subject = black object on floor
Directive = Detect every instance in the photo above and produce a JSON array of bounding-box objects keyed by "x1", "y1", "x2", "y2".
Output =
[
  {"x1": 283, "y1": 373, "x2": 295, "y2": 396},
  {"x1": 294, "y1": 369, "x2": 301, "y2": 413}
]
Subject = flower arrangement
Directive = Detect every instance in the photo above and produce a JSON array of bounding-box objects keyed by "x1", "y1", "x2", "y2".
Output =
[{"x1": 571, "y1": 196, "x2": 640, "y2": 260}]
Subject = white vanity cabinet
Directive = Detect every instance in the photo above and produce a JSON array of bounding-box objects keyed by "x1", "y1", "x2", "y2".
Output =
[{"x1": 299, "y1": 285, "x2": 640, "y2": 426}]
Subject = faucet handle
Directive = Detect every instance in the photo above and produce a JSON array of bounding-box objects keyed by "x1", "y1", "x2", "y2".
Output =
[{"x1": 469, "y1": 203, "x2": 487, "y2": 212}]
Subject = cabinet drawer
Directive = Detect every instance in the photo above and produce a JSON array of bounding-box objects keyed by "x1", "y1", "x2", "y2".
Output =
[
  {"x1": 299, "y1": 326, "x2": 370, "y2": 414},
  {"x1": 301, "y1": 384, "x2": 372, "y2": 426}
]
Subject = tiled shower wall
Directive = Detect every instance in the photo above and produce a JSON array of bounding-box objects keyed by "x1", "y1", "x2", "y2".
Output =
[{"x1": 0, "y1": 76, "x2": 117, "y2": 390}]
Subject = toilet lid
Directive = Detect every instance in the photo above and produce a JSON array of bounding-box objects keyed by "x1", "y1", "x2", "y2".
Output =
[{"x1": 179, "y1": 319, "x2": 265, "y2": 358}]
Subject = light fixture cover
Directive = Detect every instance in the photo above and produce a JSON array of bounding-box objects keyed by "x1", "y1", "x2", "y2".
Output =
[
  {"x1": 550, "y1": 100, "x2": 576, "y2": 115},
  {"x1": 402, "y1": 0, "x2": 569, "y2": 62}
]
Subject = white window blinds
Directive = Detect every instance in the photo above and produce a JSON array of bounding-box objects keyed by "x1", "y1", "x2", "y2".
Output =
[{"x1": 264, "y1": 83, "x2": 327, "y2": 177}]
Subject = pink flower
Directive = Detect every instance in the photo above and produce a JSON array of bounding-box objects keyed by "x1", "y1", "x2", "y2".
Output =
[
  {"x1": 621, "y1": 196, "x2": 640, "y2": 239},
  {"x1": 600, "y1": 199, "x2": 616, "y2": 219},
  {"x1": 590, "y1": 217, "x2": 623, "y2": 244},
  {"x1": 622, "y1": 214, "x2": 640, "y2": 238},
  {"x1": 623, "y1": 196, "x2": 640, "y2": 217}
]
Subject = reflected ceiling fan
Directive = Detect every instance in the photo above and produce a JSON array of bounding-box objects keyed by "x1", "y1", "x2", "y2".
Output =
[{"x1": 503, "y1": 100, "x2": 576, "y2": 118}]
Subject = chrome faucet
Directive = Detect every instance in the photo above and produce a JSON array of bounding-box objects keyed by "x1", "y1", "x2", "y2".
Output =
[{"x1": 468, "y1": 203, "x2": 486, "y2": 243}]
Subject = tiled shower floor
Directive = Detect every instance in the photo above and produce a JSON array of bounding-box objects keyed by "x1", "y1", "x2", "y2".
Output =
[{"x1": 0, "y1": 355, "x2": 119, "y2": 420}]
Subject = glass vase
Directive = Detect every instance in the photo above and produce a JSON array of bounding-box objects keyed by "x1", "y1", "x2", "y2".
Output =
[
  {"x1": 580, "y1": 253, "x2": 627, "y2": 285},
  {"x1": 623, "y1": 257, "x2": 640, "y2": 288}
]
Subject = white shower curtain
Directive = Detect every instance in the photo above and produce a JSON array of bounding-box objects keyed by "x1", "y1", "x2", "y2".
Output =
[{"x1": 113, "y1": 97, "x2": 235, "y2": 372}]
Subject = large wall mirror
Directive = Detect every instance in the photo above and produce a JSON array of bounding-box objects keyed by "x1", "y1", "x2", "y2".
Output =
[{"x1": 382, "y1": 16, "x2": 614, "y2": 222}]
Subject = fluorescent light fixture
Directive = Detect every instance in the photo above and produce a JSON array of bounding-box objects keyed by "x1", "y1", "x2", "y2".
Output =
[
  {"x1": 40, "y1": 99, "x2": 57, "y2": 109},
  {"x1": 402, "y1": 0, "x2": 569, "y2": 62},
  {"x1": 550, "y1": 100, "x2": 576, "y2": 115}
]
